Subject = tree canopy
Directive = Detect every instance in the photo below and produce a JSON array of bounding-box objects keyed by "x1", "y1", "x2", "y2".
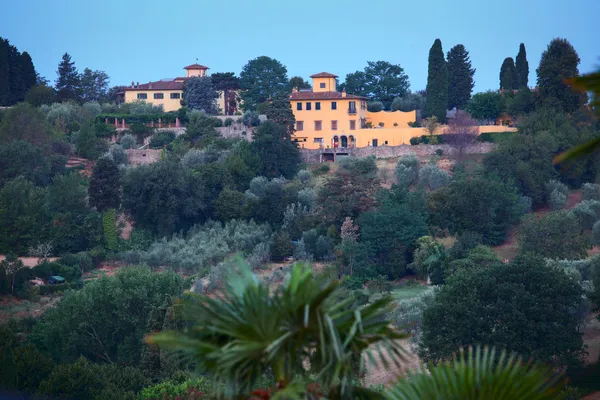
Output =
[
  {"x1": 0, "y1": 37, "x2": 37, "y2": 106},
  {"x1": 239, "y1": 56, "x2": 289, "y2": 111},
  {"x1": 499, "y1": 57, "x2": 518, "y2": 90},
  {"x1": 516, "y1": 43, "x2": 529, "y2": 88},
  {"x1": 183, "y1": 76, "x2": 219, "y2": 114},
  {"x1": 55, "y1": 53, "x2": 81, "y2": 103},
  {"x1": 446, "y1": 44, "x2": 475, "y2": 109},
  {"x1": 426, "y1": 39, "x2": 448, "y2": 122}
]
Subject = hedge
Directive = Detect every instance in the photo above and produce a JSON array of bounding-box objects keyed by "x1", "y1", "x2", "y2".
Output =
[{"x1": 477, "y1": 131, "x2": 515, "y2": 143}]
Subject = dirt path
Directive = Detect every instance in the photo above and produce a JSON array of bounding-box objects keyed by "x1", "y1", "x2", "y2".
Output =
[{"x1": 0, "y1": 255, "x2": 59, "y2": 268}]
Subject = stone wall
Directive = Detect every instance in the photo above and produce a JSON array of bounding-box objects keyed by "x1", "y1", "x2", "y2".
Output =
[
  {"x1": 126, "y1": 149, "x2": 162, "y2": 165},
  {"x1": 300, "y1": 143, "x2": 495, "y2": 163}
]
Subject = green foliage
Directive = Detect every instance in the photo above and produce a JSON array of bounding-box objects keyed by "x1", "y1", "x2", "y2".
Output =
[
  {"x1": 242, "y1": 109, "x2": 260, "y2": 127},
  {"x1": 102, "y1": 209, "x2": 118, "y2": 252},
  {"x1": 419, "y1": 164, "x2": 450, "y2": 190},
  {"x1": 537, "y1": 38, "x2": 584, "y2": 113},
  {"x1": 211, "y1": 72, "x2": 241, "y2": 115},
  {"x1": 594, "y1": 220, "x2": 600, "y2": 245},
  {"x1": 75, "y1": 122, "x2": 108, "y2": 160},
  {"x1": 89, "y1": 156, "x2": 121, "y2": 211},
  {"x1": 271, "y1": 230, "x2": 294, "y2": 261},
  {"x1": 0, "y1": 38, "x2": 37, "y2": 105},
  {"x1": 182, "y1": 76, "x2": 219, "y2": 114},
  {"x1": 0, "y1": 140, "x2": 63, "y2": 186},
  {"x1": 569, "y1": 199, "x2": 600, "y2": 229},
  {"x1": 420, "y1": 253, "x2": 585, "y2": 367},
  {"x1": 149, "y1": 262, "x2": 406, "y2": 398},
  {"x1": 139, "y1": 378, "x2": 209, "y2": 400},
  {"x1": 516, "y1": 43, "x2": 530, "y2": 88},
  {"x1": 518, "y1": 211, "x2": 590, "y2": 259},
  {"x1": 394, "y1": 154, "x2": 419, "y2": 187},
  {"x1": 119, "y1": 133, "x2": 137, "y2": 149},
  {"x1": 391, "y1": 91, "x2": 426, "y2": 114},
  {"x1": 426, "y1": 39, "x2": 448, "y2": 122},
  {"x1": 149, "y1": 130, "x2": 176, "y2": 149},
  {"x1": 428, "y1": 176, "x2": 522, "y2": 245},
  {"x1": 466, "y1": 91, "x2": 501, "y2": 120},
  {"x1": 240, "y1": 56, "x2": 289, "y2": 110},
  {"x1": 251, "y1": 120, "x2": 301, "y2": 179},
  {"x1": 546, "y1": 179, "x2": 569, "y2": 210},
  {"x1": 30, "y1": 266, "x2": 184, "y2": 366},
  {"x1": 367, "y1": 100, "x2": 384, "y2": 112},
  {"x1": 55, "y1": 53, "x2": 81, "y2": 102},
  {"x1": 80, "y1": 69, "x2": 109, "y2": 103},
  {"x1": 266, "y1": 96, "x2": 295, "y2": 136},
  {"x1": 389, "y1": 347, "x2": 565, "y2": 400},
  {"x1": 583, "y1": 182, "x2": 600, "y2": 201},
  {"x1": 499, "y1": 57, "x2": 518, "y2": 90},
  {"x1": 446, "y1": 44, "x2": 475, "y2": 109},
  {"x1": 25, "y1": 84, "x2": 54, "y2": 106},
  {"x1": 0, "y1": 102, "x2": 54, "y2": 147}
]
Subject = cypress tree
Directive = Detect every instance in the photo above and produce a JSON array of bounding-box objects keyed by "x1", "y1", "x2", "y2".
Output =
[
  {"x1": 515, "y1": 43, "x2": 529, "y2": 88},
  {"x1": 499, "y1": 57, "x2": 518, "y2": 90},
  {"x1": 55, "y1": 53, "x2": 81, "y2": 102},
  {"x1": 0, "y1": 39, "x2": 10, "y2": 106},
  {"x1": 426, "y1": 39, "x2": 448, "y2": 122},
  {"x1": 7, "y1": 42, "x2": 24, "y2": 104},
  {"x1": 446, "y1": 44, "x2": 475, "y2": 110},
  {"x1": 89, "y1": 156, "x2": 121, "y2": 212},
  {"x1": 537, "y1": 38, "x2": 583, "y2": 113}
]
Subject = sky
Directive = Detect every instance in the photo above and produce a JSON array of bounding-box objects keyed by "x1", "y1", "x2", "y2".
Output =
[{"x1": 2, "y1": 0, "x2": 599, "y2": 94}]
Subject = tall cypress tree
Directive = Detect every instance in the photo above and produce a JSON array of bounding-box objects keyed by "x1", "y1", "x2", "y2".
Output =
[
  {"x1": 537, "y1": 38, "x2": 583, "y2": 113},
  {"x1": 55, "y1": 53, "x2": 81, "y2": 103},
  {"x1": 515, "y1": 43, "x2": 529, "y2": 88},
  {"x1": 7, "y1": 43, "x2": 24, "y2": 104},
  {"x1": 426, "y1": 39, "x2": 448, "y2": 122},
  {"x1": 0, "y1": 39, "x2": 10, "y2": 106},
  {"x1": 446, "y1": 44, "x2": 475, "y2": 110},
  {"x1": 499, "y1": 57, "x2": 518, "y2": 90},
  {"x1": 89, "y1": 156, "x2": 121, "y2": 212}
]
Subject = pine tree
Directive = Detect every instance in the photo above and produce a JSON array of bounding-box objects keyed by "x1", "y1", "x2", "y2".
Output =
[
  {"x1": 0, "y1": 39, "x2": 10, "y2": 106},
  {"x1": 426, "y1": 39, "x2": 448, "y2": 122},
  {"x1": 537, "y1": 38, "x2": 583, "y2": 113},
  {"x1": 55, "y1": 53, "x2": 81, "y2": 102},
  {"x1": 515, "y1": 43, "x2": 529, "y2": 88},
  {"x1": 89, "y1": 156, "x2": 121, "y2": 212},
  {"x1": 446, "y1": 44, "x2": 475, "y2": 110},
  {"x1": 499, "y1": 57, "x2": 518, "y2": 90}
]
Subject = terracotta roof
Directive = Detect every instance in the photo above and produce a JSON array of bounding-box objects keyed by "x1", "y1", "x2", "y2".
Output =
[
  {"x1": 310, "y1": 72, "x2": 338, "y2": 78},
  {"x1": 184, "y1": 63, "x2": 209, "y2": 70},
  {"x1": 124, "y1": 80, "x2": 184, "y2": 91},
  {"x1": 290, "y1": 91, "x2": 367, "y2": 100}
]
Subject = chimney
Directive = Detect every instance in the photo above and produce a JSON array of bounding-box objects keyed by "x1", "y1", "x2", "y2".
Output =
[
  {"x1": 292, "y1": 87, "x2": 298, "y2": 93},
  {"x1": 341, "y1": 89, "x2": 347, "y2": 98}
]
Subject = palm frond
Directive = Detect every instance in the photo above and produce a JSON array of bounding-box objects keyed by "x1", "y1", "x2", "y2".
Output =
[{"x1": 386, "y1": 346, "x2": 565, "y2": 400}]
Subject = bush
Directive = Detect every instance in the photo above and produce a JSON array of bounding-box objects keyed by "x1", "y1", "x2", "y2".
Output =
[
  {"x1": 119, "y1": 133, "x2": 137, "y2": 149},
  {"x1": 593, "y1": 221, "x2": 600, "y2": 245},
  {"x1": 296, "y1": 169, "x2": 311, "y2": 185},
  {"x1": 271, "y1": 231, "x2": 294, "y2": 262},
  {"x1": 549, "y1": 189, "x2": 568, "y2": 210},
  {"x1": 419, "y1": 164, "x2": 450, "y2": 190},
  {"x1": 149, "y1": 131, "x2": 176, "y2": 149},
  {"x1": 224, "y1": 117, "x2": 234, "y2": 127},
  {"x1": 105, "y1": 144, "x2": 128, "y2": 166},
  {"x1": 546, "y1": 180, "x2": 569, "y2": 205},
  {"x1": 583, "y1": 183, "x2": 600, "y2": 201},
  {"x1": 139, "y1": 378, "x2": 210, "y2": 400},
  {"x1": 367, "y1": 101, "x2": 384, "y2": 112},
  {"x1": 569, "y1": 200, "x2": 600, "y2": 229},
  {"x1": 39, "y1": 282, "x2": 79, "y2": 295},
  {"x1": 435, "y1": 149, "x2": 443, "y2": 156},
  {"x1": 297, "y1": 188, "x2": 316, "y2": 210},
  {"x1": 477, "y1": 131, "x2": 515, "y2": 143},
  {"x1": 242, "y1": 110, "x2": 260, "y2": 127},
  {"x1": 313, "y1": 164, "x2": 330, "y2": 175},
  {"x1": 395, "y1": 154, "x2": 419, "y2": 187},
  {"x1": 315, "y1": 236, "x2": 335, "y2": 261},
  {"x1": 409, "y1": 137, "x2": 420, "y2": 146},
  {"x1": 60, "y1": 252, "x2": 94, "y2": 273},
  {"x1": 519, "y1": 195, "x2": 533, "y2": 214}
]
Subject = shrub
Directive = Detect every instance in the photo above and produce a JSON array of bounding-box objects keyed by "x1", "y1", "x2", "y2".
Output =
[
  {"x1": 60, "y1": 252, "x2": 94, "y2": 273},
  {"x1": 39, "y1": 282, "x2": 79, "y2": 295},
  {"x1": 315, "y1": 236, "x2": 335, "y2": 261},
  {"x1": 593, "y1": 221, "x2": 600, "y2": 245},
  {"x1": 549, "y1": 189, "x2": 568, "y2": 210},
  {"x1": 435, "y1": 149, "x2": 443, "y2": 156},
  {"x1": 242, "y1": 110, "x2": 260, "y2": 127},
  {"x1": 149, "y1": 131, "x2": 176, "y2": 149},
  {"x1": 409, "y1": 137, "x2": 420, "y2": 146},
  {"x1": 296, "y1": 169, "x2": 311, "y2": 185},
  {"x1": 297, "y1": 188, "x2": 316, "y2": 210},
  {"x1": 583, "y1": 183, "x2": 600, "y2": 201},
  {"x1": 367, "y1": 101, "x2": 384, "y2": 112},
  {"x1": 119, "y1": 133, "x2": 137, "y2": 149},
  {"x1": 105, "y1": 144, "x2": 128, "y2": 166},
  {"x1": 419, "y1": 164, "x2": 450, "y2": 190},
  {"x1": 313, "y1": 164, "x2": 330, "y2": 175},
  {"x1": 224, "y1": 117, "x2": 234, "y2": 127},
  {"x1": 139, "y1": 378, "x2": 210, "y2": 400},
  {"x1": 395, "y1": 164, "x2": 417, "y2": 187},
  {"x1": 519, "y1": 195, "x2": 533, "y2": 214},
  {"x1": 546, "y1": 180, "x2": 569, "y2": 201},
  {"x1": 569, "y1": 200, "x2": 600, "y2": 229},
  {"x1": 271, "y1": 231, "x2": 294, "y2": 262}
]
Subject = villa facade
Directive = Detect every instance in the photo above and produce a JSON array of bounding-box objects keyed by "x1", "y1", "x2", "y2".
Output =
[{"x1": 122, "y1": 64, "x2": 233, "y2": 114}]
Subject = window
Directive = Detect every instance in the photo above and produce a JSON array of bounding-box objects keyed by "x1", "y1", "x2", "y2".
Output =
[
  {"x1": 137, "y1": 93, "x2": 147, "y2": 100},
  {"x1": 314, "y1": 137, "x2": 324, "y2": 143},
  {"x1": 372, "y1": 139, "x2": 378, "y2": 147},
  {"x1": 315, "y1": 102, "x2": 321, "y2": 110},
  {"x1": 320, "y1": 83, "x2": 326, "y2": 88},
  {"x1": 154, "y1": 93, "x2": 164, "y2": 99},
  {"x1": 349, "y1": 101, "x2": 356, "y2": 114},
  {"x1": 170, "y1": 93, "x2": 181, "y2": 99},
  {"x1": 315, "y1": 121, "x2": 322, "y2": 131},
  {"x1": 385, "y1": 140, "x2": 388, "y2": 145},
  {"x1": 360, "y1": 100, "x2": 367, "y2": 110},
  {"x1": 296, "y1": 102, "x2": 302, "y2": 111},
  {"x1": 306, "y1": 102, "x2": 312, "y2": 111},
  {"x1": 331, "y1": 120, "x2": 338, "y2": 130},
  {"x1": 296, "y1": 121, "x2": 304, "y2": 131},
  {"x1": 350, "y1": 120, "x2": 356, "y2": 130},
  {"x1": 331, "y1": 102, "x2": 337, "y2": 110}
]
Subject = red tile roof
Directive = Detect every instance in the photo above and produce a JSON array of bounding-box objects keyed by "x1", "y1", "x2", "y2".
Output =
[
  {"x1": 184, "y1": 63, "x2": 209, "y2": 70},
  {"x1": 290, "y1": 91, "x2": 367, "y2": 100},
  {"x1": 309, "y1": 72, "x2": 338, "y2": 78},
  {"x1": 124, "y1": 80, "x2": 185, "y2": 91}
]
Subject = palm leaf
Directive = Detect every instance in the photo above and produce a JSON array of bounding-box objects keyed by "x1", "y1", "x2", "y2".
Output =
[{"x1": 385, "y1": 346, "x2": 564, "y2": 400}]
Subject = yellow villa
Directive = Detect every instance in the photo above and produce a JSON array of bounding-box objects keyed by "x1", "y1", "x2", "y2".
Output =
[
  {"x1": 290, "y1": 72, "x2": 417, "y2": 149},
  {"x1": 122, "y1": 63, "x2": 233, "y2": 114}
]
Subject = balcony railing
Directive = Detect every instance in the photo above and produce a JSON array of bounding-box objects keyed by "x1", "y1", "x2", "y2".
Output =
[{"x1": 348, "y1": 108, "x2": 357, "y2": 115}]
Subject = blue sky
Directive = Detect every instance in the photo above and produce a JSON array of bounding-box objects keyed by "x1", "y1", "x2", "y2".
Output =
[{"x1": 2, "y1": 0, "x2": 599, "y2": 93}]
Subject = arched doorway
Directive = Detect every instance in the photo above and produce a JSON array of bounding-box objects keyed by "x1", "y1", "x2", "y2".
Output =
[
  {"x1": 341, "y1": 135, "x2": 348, "y2": 148},
  {"x1": 349, "y1": 135, "x2": 355, "y2": 148},
  {"x1": 333, "y1": 135, "x2": 339, "y2": 148}
]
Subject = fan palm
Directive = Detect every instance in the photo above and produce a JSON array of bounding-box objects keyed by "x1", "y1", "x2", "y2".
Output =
[
  {"x1": 386, "y1": 346, "x2": 565, "y2": 400},
  {"x1": 147, "y1": 261, "x2": 407, "y2": 399}
]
